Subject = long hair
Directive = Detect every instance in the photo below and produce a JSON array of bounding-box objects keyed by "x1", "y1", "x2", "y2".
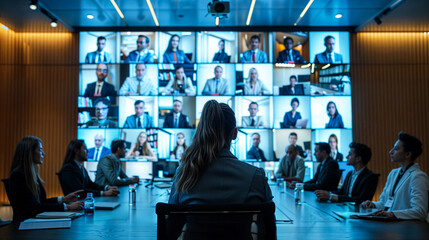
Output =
[
  {"x1": 172, "y1": 133, "x2": 187, "y2": 158},
  {"x1": 62, "y1": 139, "x2": 85, "y2": 166},
  {"x1": 9, "y1": 136, "x2": 43, "y2": 200},
  {"x1": 247, "y1": 67, "x2": 259, "y2": 84},
  {"x1": 165, "y1": 34, "x2": 180, "y2": 53},
  {"x1": 172, "y1": 65, "x2": 186, "y2": 90},
  {"x1": 175, "y1": 100, "x2": 236, "y2": 193},
  {"x1": 132, "y1": 132, "x2": 149, "y2": 155},
  {"x1": 326, "y1": 101, "x2": 339, "y2": 117}
]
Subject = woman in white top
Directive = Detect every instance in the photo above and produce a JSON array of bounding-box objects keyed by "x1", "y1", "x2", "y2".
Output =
[
  {"x1": 244, "y1": 67, "x2": 270, "y2": 95},
  {"x1": 170, "y1": 133, "x2": 187, "y2": 160},
  {"x1": 163, "y1": 66, "x2": 195, "y2": 95}
]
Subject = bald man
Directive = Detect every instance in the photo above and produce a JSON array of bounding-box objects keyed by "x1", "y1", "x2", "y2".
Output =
[{"x1": 87, "y1": 134, "x2": 112, "y2": 161}]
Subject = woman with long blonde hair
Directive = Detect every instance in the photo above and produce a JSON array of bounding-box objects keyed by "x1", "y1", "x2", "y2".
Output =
[{"x1": 126, "y1": 131, "x2": 157, "y2": 161}]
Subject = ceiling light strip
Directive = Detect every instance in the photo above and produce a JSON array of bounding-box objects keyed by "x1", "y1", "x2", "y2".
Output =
[
  {"x1": 294, "y1": 0, "x2": 314, "y2": 26},
  {"x1": 110, "y1": 0, "x2": 125, "y2": 19},
  {"x1": 246, "y1": 0, "x2": 256, "y2": 26},
  {"x1": 215, "y1": 17, "x2": 219, "y2": 26},
  {"x1": 146, "y1": 0, "x2": 159, "y2": 26}
]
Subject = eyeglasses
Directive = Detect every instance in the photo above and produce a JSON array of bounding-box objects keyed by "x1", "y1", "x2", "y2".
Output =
[
  {"x1": 96, "y1": 69, "x2": 108, "y2": 73},
  {"x1": 137, "y1": 41, "x2": 144, "y2": 44},
  {"x1": 95, "y1": 107, "x2": 108, "y2": 111}
]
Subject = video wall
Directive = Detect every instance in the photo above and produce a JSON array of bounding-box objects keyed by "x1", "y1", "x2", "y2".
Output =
[{"x1": 78, "y1": 31, "x2": 352, "y2": 162}]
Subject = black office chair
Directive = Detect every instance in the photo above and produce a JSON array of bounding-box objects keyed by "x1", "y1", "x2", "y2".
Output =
[{"x1": 156, "y1": 202, "x2": 276, "y2": 240}]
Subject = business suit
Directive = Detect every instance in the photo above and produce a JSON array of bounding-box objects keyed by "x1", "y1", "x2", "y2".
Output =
[
  {"x1": 84, "y1": 51, "x2": 112, "y2": 64},
  {"x1": 247, "y1": 146, "x2": 267, "y2": 161},
  {"x1": 279, "y1": 84, "x2": 304, "y2": 95},
  {"x1": 282, "y1": 111, "x2": 302, "y2": 128},
  {"x1": 124, "y1": 50, "x2": 154, "y2": 63},
  {"x1": 244, "y1": 80, "x2": 271, "y2": 95},
  {"x1": 335, "y1": 167, "x2": 379, "y2": 204},
  {"x1": 275, "y1": 155, "x2": 305, "y2": 182},
  {"x1": 240, "y1": 49, "x2": 268, "y2": 63},
  {"x1": 331, "y1": 151, "x2": 344, "y2": 162},
  {"x1": 95, "y1": 154, "x2": 133, "y2": 186},
  {"x1": 276, "y1": 49, "x2": 305, "y2": 63},
  {"x1": 163, "y1": 50, "x2": 191, "y2": 63},
  {"x1": 123, "y1": 114, "x2": 154, "y2": 128},
  {"x1": 163, "y1": 112, "x2": 190, "y2": 128},
  {"x1": 212, "y1": 51, "x2": 230, "y2": 63},
  {"x1": 87, "y1": 146, "x2": 111, "y2": 161},
  {"x1": 314, "y1": 52, "x2": 343, "y2": 64},
  {"x1": 373, "y1": 163, "x2": 429, "y2": 221},
  {"x1": 242, "y1": 116, "x2": 264, "y2": 128},
  {"x1": 83, "y1": 81, "x2": 117, "y2": 97},
  {"x1": 58, "y1": 160, "x2": 105, "y2": 197},
  {"x1": 326, "y1": 114, "x2": 344, "y2": 128},
  {"x1": 304, "y1": 157, "x2": 341, "y2": 191},
  {"x1": 8, "y1": 169, "x2": 64, "y2": 222}
]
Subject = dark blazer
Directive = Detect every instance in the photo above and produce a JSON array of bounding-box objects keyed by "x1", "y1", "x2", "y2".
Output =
[
  {"x1": 335, "y1": 167, "x2": 379, "y2": 204},
  {"x1": 163, "y1": 50, "x2": 192, "y2": 64},
  {"x1": 279, "y1": 84, "x2": 304, "y2": 95},
  {"x1": 87, "y1": 146, "x2": 111, "y2": 161},
  {"x1": 58, "y1": 161, "x2": 105, "y2": 197},
  {"x1": 212, "y1": 51, "x2": 230, "y2": 63},
  {"x1": 314, "y1": 52, "x2": 343, "y2": 64},
  {"x1": 276, "y1": 49, "x2": 305, "y2": 63},
  {"x1": 124, "y1": 50, "x2": 155, "y2": 63},
  {"x1": 83, "y1": 81, "x2": 117, "y2": 97},
  {"x1": 304, "y1": 157, "x2": 340, "y2": 191},
  {"x1": 163, "y1": 113, "x2": 190, "y2": 128},
  {"x1": 326, "y1": 114, "x2": 344, "y2": 128},
  {"x1": 282, "y1": 111, "x2": 302, "y2": 128},
  {"x1": 333, "y1": 152, "x2": 344, "y2": 162},
  {"x1": 247, "y1": 146, "x2": 267, "y2": 161},
  {"x1": 8, "y1": 169, "x2": 64, "y2": 222}
]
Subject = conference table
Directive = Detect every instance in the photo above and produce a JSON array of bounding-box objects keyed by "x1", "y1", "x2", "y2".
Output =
[{"x1": 1, "y1": 181, "x2": 428, "y2": 240}]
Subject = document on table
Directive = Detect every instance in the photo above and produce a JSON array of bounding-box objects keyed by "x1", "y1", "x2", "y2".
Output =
[
  {"x1": 19, "y1": 218, "x2": 71, "y2": 230},
  {"x1": 332, "y1": 211, "x2": 395, "y2": 221},
  {"x1": 36, "y1": 212, "x2": 82, "y2": 219}
]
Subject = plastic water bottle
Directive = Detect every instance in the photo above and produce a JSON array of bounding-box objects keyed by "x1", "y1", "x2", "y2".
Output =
[
  {"x1": 84, "y1": 193, "x2": 95, "y2": 215},
  {"x1": 129, "y1": 184, "x2": 136, "y2": 206},
  {"x1": 294, "y1": 183, "x2": 304, "y2": 204}
]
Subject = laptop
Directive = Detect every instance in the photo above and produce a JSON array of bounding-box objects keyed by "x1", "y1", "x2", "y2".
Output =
[
  {"x1": 94, "y1": 202, "x2": 120, "y2": 210},
  {"x1": 295, "y1": 119, "x2": 308, "y2": 128}
]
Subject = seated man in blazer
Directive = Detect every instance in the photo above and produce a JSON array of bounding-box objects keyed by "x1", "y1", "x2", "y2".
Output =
[
  {"x1": 314, "y1": 35, "x2": 344, "y2": 64},
  {"x1": 315, "y1": 142, "x2": 379, "y2": 205},
  {"x1": 123, "y1": 100, "x2": 154, "y2": 128},
  {"x1": 279, "y1": 75, "x2": 304, "y2": 95},
  {"x1": 163, "y1": 100, "x2": 190, "y2": 128},
  {"x1": 201, "y1": 65, "x2": 230, "y2": 96},
  {"x1": 242, "y1": 102, "x2": 264, "y2": 128},
  {"x1": 361, "y1": 132, "x2": 429, "y2": 221},
  {"x1": 84, "y1": 36, "x2": 113, "y2": 64},
  {"x1": 83, "y1": 63, "x2": 117, "y2": 98},
  {"x1": 59, "y1": 139, "x2": 119, "y2": 197},
  {"x1": 87, "y1": 134, "x2": 111, "y2": 161},
  {"x1": 246, "y1": 133, "x2": 267, "y2": 161},
  {"x1": 124, "y1": 35, "x2": 155, "y2": 63},
  {"x1": 276, "y1": 37, "x2": 305, "y2": 64},
  {"x1": 240, "y1": 35, "x2": 268, "y2": 63},
  {"x1": 212, "y1": 39, "x2": 230, "y2": 63}
]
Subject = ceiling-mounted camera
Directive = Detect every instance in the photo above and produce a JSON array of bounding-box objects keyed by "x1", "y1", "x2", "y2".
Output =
[{"x1": 208, "y1": 0, "x2": 230, "y2": 17}]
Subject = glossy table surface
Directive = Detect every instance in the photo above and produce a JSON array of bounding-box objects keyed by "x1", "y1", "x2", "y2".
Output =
[{"x1": 1, "y1": 181, "x2": 428, "y2": 240}]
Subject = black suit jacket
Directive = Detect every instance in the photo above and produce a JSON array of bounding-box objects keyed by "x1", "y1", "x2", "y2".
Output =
[
  {"x1": 8, "y1": 169, "x2": 64, "y2": 222},
  {"x1": 335, "y1": 167, "x2": 379, "y2": 204},
  {"x1": 59, "y1": 161, "x2": 105, "y2": 197},
  {"x1": 304, "y1": 157, "x2": 340, "y2": 191},
  {"x1": 279, "y1": 84, "x2": 304, "y2": 95},
  {"x1": 83, "y1": 81, "x2": 117, "y2": 97},
  {"x1": 276, "y1": 49, "x2": 305, "y2": 63},
  {"x1": 163, "y1": 113, "x2": 190, "y2": 128},
  {"x1": 246, "y1": 146, "x2": 267, "y2": 161},
  {"x1": 334, "y1": 152, "x2": 344, "y2": 162},
  {"x1": 212, "y1": 51, "x2": 230, "y2": 63}
]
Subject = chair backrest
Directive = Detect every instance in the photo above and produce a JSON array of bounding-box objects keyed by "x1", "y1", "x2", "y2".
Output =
[{"x1": 156, "y1": 202, "x2": 276, "y2": 240}]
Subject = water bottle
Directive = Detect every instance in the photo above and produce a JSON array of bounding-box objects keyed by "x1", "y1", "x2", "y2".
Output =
[
  {"x1": 294, "y1": 183, "x2": 304, "y2": 204},
  {"x1": 84, "y1": 193, "x2": 95, "y2": 215},
  {"x1": 129, "y1": 184, "x2": 136, "y2": 206}
]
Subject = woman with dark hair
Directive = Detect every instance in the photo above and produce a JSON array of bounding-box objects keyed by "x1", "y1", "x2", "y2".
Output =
[
  {"x1": 328, "y1": 134, "x2": 343, "y2": 161},
  {"x1": 162, "y1": 34, "x2": 192, "y2": 64},
  {"x1": 325, "y1": 101, "x2": 344, "y2": 128},
  {"x1": 162, "y1": 65, "x2": 195, "y2": 95},
  {"x1": 169, "y1": 100, "x2": 272, "y2": 204},
  {"x1": 170, "y1": 133, "x2": 187, "y2": 160},
  {"x1": 126, "y1": 131, "x2": 157, "y2": 161},
  {"x1": 7, "y1": 136, "x2": 83, "y2": 222},
  {"x1": 282, "y1": 97, "x2": 302, "y2": 128}
]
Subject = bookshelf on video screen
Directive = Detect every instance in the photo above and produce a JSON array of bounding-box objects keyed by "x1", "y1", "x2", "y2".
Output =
[{"x1": 78, "y1": 30, "x2": 352, "y2": 165}]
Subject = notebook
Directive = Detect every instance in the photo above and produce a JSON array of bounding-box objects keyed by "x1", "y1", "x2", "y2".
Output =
[
  {"x1": 36, "y1": 212, "x2": 82, "y2": 219},
  {"x1": 95, "y1": 202, "x2": 120, "y2": 210},
  {"x1": 155, "y1": 183, "x2": 173, "y2": 189},
  {"x1": 19, "y1": 218, "x2": 71, "y2": 230}
]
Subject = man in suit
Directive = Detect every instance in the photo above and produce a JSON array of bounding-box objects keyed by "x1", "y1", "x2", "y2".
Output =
[
  {"x1": 201, "y1": 65, "x2": 230, "y2": 96},
  {"x1": 84, "y1": 98, "x2": 118, "y2": 128},
  {"x1": 291, "y1": 142, "x2": 340, "y2": 191},
  {"x1": 123, "y1": 100, "x2": 154, "y2": 128},
  {"x1": 361, "y1": 132, "x2": 429, "y2": 221},
  {"x1": 280, "y1": 75, "x2": 304, "y2": 95},
  {"x1": 315, "y1": 142, "x2": 379, "y2": 205},
  {"x1": 212, "y1": 39, "x2": 230, "y2": 63},
  {"x1": 163, "y1": 100, "x2": 190, "y2": 128},
  {"x1": 276, "y1": 37, "x2": 305, "y2": 64},
  {"x1": 240, "y1": 35, "x2": 268, "y2": 63},
  {"x1": 84, "y1": 36, "x2": 113, "y2": 64},
  {"x1": 314, "y1": 35, "x2": 344, "y2": 64},
  {"x1": 119, "y1": 64, "x2": 157, "y2": 95},
  {"x1": 276, "y1": 145, "x2": 305, "y2": 182},
  {"x1": 242, "y1": 102, "x2": 264, "y2": 128},
  {"x1": 59, "y1": 139, "x2": 119, "y2": 197},
  {"x1": 124, "y1": 35, "x2": 154, "y2": 63},
  {"x1": 95, "y1": 140, "x2": 140, "y2": 186},
  {"x1": 247, "y1": 133, "x2": 267, "y2": 161},
  {"x1": 288, "y1": 132, "x2": 306, "y2": 158},
  {"x1": 83, "y1": 63, "x2": 117, "y2": 98},
  {"x1": 87, "y1": 134, "x2": 111, "y2": 161}
]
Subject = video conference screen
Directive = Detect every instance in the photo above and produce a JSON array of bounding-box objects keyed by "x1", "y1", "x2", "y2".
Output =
[{"x1": 78, "y1": 31, "x2": 352, "y2": 163}]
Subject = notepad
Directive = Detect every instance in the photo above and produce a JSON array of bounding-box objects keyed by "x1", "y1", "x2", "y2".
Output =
[
  {"x1": 155, "y1": 183, "x2": 172, "y2": 189},
  {"x1": 19, "y1": 218, "x2": 71, "y2": 230},
  {"x1": 95, "y1": 202, "x2": 120, "y2": 210},
  {"x1": 36, "y1": 212, "x2": 81, "y2": 219}
]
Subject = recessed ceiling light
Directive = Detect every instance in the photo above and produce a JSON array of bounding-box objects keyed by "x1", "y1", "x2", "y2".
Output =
[
  {"x1": 50, "y1": 19, "x2": 58, "y2": 28},
  {"x1": 335, "y1": 13, "x2": 343, "y2": 19},
  {"x1": 87, "y1": 14, "x2": 94, "y2": 19},
  {"x1": 29, "y1": 0, "x2": 38, "y2": 10}
]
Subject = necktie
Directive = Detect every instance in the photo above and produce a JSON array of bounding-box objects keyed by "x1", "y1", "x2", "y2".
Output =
[
  {"x1": 328, "y1": 53, "x2": 333, "y2": 63},
  {"x1": 137, "y1": 80, "x2": 141, "y2": 94},
  {"x1": 173, "y1": 52, "x2": 178, "y2": 63},
  {"x1": 136, "y1": 54, "x2": 141, "y2": 62},
  {"x1": 215, "y1": 80, "x2": 219, "y2": 93},
  {"x1": 251, "y1": 118, "x2": 255, "y2": 126},
  {"x1": 291, "y1": 87, "x2": 295, "y2": 94},
  {"x1": 81, "y1": 166, "x2": 86, "y2": 182},
  {"x1": 174, "y1": 116, "x2": 179, "y2": 128},
  {"x1": 95, "y1": 148, "x2": 100, "y2": 161},
  {"x1": 138, "y1": 117, "x2": 142, "y2": 127},
  {"x1": 96, "y1": 53, "x2": 101, "y2": 63},
  {"x1": 289, "y1": 50, "x2": 293, "y2": 61},
  {"x1": 252, "y1": 51, "x2": 256, "y2": 62}
]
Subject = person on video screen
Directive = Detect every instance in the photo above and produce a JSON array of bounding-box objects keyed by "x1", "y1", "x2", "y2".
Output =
[
  {"x1": 202, "y1": 65, "x2": 230, "y2": 96},
  {"x1": 87, "y1": 134, "x2": 111, "y2": 161},
  {"x1": 281, "y1": 98, "x2": 302, "y2": 128},
  {"x1": 162, "y1": 65, "x2": 195, "y2": 96},
  {"x1": 163, "y1": 100, "x2": 190, "y2": 128},
  {"x1": 163, "y1": 34, "x2": 191, "y2": 64},
  {"x1": 276, "y1": 37, "x2": 305, "y2": 64},
  {"x1": 314, "y1": 35, "x2": 343, "y2": 64},
  {"x1": 85, "y1": 98, "x2": 117, "y2": 128},
  {"x1": 279, "y1": 75, "x2": 304, "y2": 95},
  {"x1": 328, "y1": 134, "x2": 343, "y2": 162},
  {"x1": 125, "y1": 35, "x2": 154, "y2": 63},
  {"x1": 288, "y1": 132, "x2": 306, "y2": 158},
  {"x1": 83, "y1": 63, "x2": 117, "y2": 98},
  {"x1": 275, "y1": 144, "x2": 305, "y2": 183},
  {"x1": 244, "y1": 68, "x2": 270, "y2": 96},
  {"x1": 125, "y1": 132, "x2": 157, "y2": 161},
  {"x1": 246, "y1": 133, "x2": 267, "y2": 161},
  {"x1": 212, "y1": 39, "x2": 230, "y2": 63},
  {"x1": 85, "y1": 36, "x2": 113, "y2": 64},
  {"x1": 240, "y1": 35, "x2": 267, "y2": 63},
  {"x1": 242, "y1": 102, "x2": 264, "y2": 128},
  {"x1": 123, "y1": 100, "x2": 154, "y2": 128},
  {"x1": 325, "y1": 101, "x2": 344, "y2": 128},
  {"x1": 170, "y1": 133, "x2": 187, "y2": 160},
  {"x1": 119, "y1": 64, "x2": 157, "y2": 96}
]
